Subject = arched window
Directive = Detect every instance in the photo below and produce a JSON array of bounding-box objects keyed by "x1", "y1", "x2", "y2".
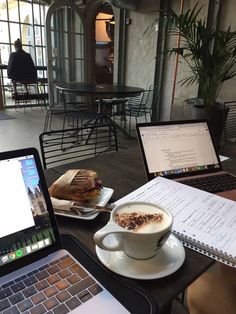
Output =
[{"x1": 46, "y1": 1, "x2": 85, "y2": 84}]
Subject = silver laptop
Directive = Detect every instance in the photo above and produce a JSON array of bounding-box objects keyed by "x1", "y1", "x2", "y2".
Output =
[
  {"x1": 136, "y1": 120, "x2": 236, "y2": 201},
  {"x1": 0, "y1": 148, "x2": 128, "y2": 314}
]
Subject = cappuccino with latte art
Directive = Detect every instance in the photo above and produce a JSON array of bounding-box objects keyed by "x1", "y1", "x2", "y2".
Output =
[
  {"x1": 114, "y1": 203, "x2": 170, "y2": 233},
  {"x1": 94, "y1": 201, "x2": 173, "y2": 259}
]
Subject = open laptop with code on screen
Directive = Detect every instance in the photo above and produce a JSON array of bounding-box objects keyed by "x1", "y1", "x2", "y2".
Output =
[
  {"x1": 136, "y1": 120, "x2": 236, "y2": 201},
  {"x1": 0, "y1": 147, "x2": 128, "y2": 314}
]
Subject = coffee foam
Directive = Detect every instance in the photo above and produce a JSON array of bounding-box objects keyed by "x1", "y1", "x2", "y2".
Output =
[{"x1": 114, "y1": 203, "x2": 170, "y2": 233}]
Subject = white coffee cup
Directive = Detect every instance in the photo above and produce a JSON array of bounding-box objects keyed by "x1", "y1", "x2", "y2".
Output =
[{"x1": 94, "y1": 201, "x2": 173, "y2": 259}]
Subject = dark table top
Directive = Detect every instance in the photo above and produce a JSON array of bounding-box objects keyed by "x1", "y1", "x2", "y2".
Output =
[
  {"x1": 44, "y1": 141, "x2": 231, "y2": 313},
  {"x1": 55, "y1": 82, "x2": 144, "y2": 98}
]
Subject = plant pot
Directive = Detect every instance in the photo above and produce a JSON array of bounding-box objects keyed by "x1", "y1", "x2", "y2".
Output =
[{"x1": 185, "y1": 101, "x2": 228, "y2": 152}]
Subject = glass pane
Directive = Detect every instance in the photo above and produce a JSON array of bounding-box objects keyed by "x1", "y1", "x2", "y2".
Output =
[
  {"x1": 74, "y1": 34, "x2": 84, "y2": 59},
  {"x1": 35, "y1": 27, "x2": 42, "y2": 45},
  {"x1": 41, "y1": 5, "x2": 48, "y2": 25},
  {"x1": 42, "y1": 48, "x2": 46, "y2": 67},
  {"x1": 8, "y1": 1, "x2": 19, "y2": 23},
  {"x1": 36, "y1": 46, "x2": 43, "y2": 66},
  {"x1": 2, "y1": 68, "x2": 13, "y2": 106},
  {"x1": 20, "y1": 1, "x2": 31, "y2": 23},
  {"x1": 22, "y1": 24, "x2": 34, "y2": 46},
  {"x1": 39, "y1": 69, "x2": 47, "y2": 79},
  {"x1": 52, "y1": 31, "x2": 68, "y2": 59},
  {"x1": 0, "y1": 21, "x2": 9, "y2": 43},
  {"x1": 74, "y1": 14, "x2": 83, "y2": 33},
  {"x1": 0, "y1": 43, "x2": 10, "y2": 64},
  {"x1": 55, "y1": 58, "x2": 69, "y2": 82},
  {"x1": 41, "y1": 25, "x2": 45, "y2": 45},
  {"x1": 2, "y1": 68, "x2": 11, "y2": 86},
  {"x1": 67, "y1": 7, "x2": 75, "y2": 33},
  {"x1": 10, "y1": 23, "x2": 20, "y2": 43},
  {"x1": 72, "y1": 59, "x2": 84, "y2": 82},
  {"x1": 22, "y1": 45, "x2": 29, "y2": 53},
  {"x1": 32, "y1": 3, "x2": 40, "y2": 24},
  {"x1": 0, "y1": 0, "x2": 7, "y2": 20},
  {"x1": 51, "y1": 7, "x2": 67, "y2": 32}
]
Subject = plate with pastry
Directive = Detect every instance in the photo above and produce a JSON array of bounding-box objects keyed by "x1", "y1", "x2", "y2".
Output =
[{"x1": 49, "y1": 169, "x2": 114, "y2": 220}]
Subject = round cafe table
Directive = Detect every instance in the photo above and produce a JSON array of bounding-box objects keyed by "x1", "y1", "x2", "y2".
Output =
[
  {"x1": 55, "y1": 82, "x2": 144, "y2": 98},
  {"x1": 55, "y1": 82, "x2": 144, "y2": 138}
]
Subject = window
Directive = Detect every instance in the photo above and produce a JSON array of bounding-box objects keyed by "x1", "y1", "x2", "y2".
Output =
[
  {"x1": 0, "y1": 0, "x2": 48, "y2": 107},
  {"x1": 0, "y1": 0, "x2": 48, "y2": 70}
]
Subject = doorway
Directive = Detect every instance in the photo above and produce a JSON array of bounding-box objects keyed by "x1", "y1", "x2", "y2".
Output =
[
  {"x1": 94, "y1": 3, "x2": 114, "y2": 84},
  {"x1": 46, "y1": 1, "x2": 85, "y2": 85}
]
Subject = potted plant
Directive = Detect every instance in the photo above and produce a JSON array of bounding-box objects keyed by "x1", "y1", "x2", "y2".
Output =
[{"x1": 152, "y1": 3, "x2": 236, "y2": 149}]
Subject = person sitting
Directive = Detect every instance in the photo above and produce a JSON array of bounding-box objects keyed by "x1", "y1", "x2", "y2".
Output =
[{"x1": 7, "y1": 38, "x2": 37, "y2": 95}]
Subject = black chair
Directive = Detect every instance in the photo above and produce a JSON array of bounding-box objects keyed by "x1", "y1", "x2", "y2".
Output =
[
  {"x1": 43, "y1": 81, "x2": 68, "y2": 132},
  {"x1": 12, "y1": 79, "x2": 48, "y2": 111},
  {"x1": 44, "y1": 84, "x2": 98, "y2": 132},
  {"x1": 39, "y1": 124, "x2": 118, "y2": 169},
  {"x1": 124, "y1": 85, "x2": 159, "y2": 135},
  {"x1": 221, "y1": 101, "x2": 236, "y2": 151},
  {"x1": 61, "y1": 90, "x2": 98, "y2": 131}
]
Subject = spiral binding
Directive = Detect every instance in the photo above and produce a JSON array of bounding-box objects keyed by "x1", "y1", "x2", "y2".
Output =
[{"x1": 173, "y1": 231, "x2": 236, "y2": 268}]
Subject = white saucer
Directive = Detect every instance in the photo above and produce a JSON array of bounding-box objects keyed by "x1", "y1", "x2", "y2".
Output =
[
  {"x1": 54, "y1": 187, "x2": 113, "y2": 220},
  {"x1": 95, "y1": 234, "x2": 185, "y2": 280}
]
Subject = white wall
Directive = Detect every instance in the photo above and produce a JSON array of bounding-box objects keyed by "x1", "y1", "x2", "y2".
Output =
[
  {"x1": 124, "y1": 1, "x2": 159, "y2": 89},
  {"x1": 161, "y1": 0, "x2": 210, "y2": 120}
]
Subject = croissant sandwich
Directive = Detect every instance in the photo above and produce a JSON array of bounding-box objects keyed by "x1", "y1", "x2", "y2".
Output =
[{"x1": 49, "y1": 169, "x2": 102, "y2": 202}]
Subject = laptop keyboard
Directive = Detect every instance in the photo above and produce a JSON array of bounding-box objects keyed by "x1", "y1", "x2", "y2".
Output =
[
  {"x1": 0, "y1": 254, "x2": 103, "y2": 314},
  {"x1": 180, "y1": 173, "x2": 236, "y2": 193}
]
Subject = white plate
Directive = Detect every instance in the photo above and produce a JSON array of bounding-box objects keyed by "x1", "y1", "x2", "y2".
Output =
[
  {"x1": 96, "y1": 234, "x2": 185, "y2": 279},
  {"x1": 54, "y1": 187, "x2": 114, "y2": 220}
]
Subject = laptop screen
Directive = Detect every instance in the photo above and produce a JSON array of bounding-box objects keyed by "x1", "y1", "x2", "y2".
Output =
[
  {"x1": 136, "y1": 120, "x2": 222, "y2": 180},
  {"x1": 0, "y1": 150, "x2": 59, "y2": 270}
]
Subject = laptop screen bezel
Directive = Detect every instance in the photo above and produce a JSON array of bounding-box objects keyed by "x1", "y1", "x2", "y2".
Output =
[
  {"x1": 136, "y1": 119, "x2": 223, "y2": 181},
  {"x1": 0, "y1": 147, "x2": 62, "y2": 277}
]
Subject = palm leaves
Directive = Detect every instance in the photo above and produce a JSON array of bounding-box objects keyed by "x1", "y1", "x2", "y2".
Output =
[{"x1": 159, "y1": 3, "x2": 236, "y2": 108}]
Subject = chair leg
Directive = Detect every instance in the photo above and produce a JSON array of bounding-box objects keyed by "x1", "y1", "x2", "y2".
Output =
[
  {"x1": 110, "y1": 125, "x2": 118, "y2": 151},
  {"x1": 108, "y1": 124, "x2": 112, "y2": 148},
  {"x1": 89, "y1": 117, "x2": 102, "y2": 145},
  {"x1": 48, "y1": 112, "x2": 54, "y2": 130},
  {"x1": 118, "y1": 107, "x2": 127, "y2": 136},
  {"x1": 114, "y1": 127, "x2": 118, "y2": 151},
  {"x1": 61, "y1": 116, "x2": 67, "y2": 150},
  {"x1": 43, "y1": 111, "x2": 50, "y2": 132},
  {"x1": 94, "y1": 124, "x2": 99, "y2": 155},
  {"x1": 128, "y1": 116, "x2": 132, "y2": 136},
  {"x1": 135, "y1": 117, "x2": 138, "y2": 134}
]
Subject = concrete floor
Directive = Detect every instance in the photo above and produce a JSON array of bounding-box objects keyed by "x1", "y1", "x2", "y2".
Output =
[{"x1": 0, "y1": 109, "x2": 47, "y2": 153}]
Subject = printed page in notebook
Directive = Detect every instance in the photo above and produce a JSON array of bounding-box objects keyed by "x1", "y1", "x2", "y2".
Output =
[{"x1": 115, "y1": 177, "x2": 236, "y2": 261}]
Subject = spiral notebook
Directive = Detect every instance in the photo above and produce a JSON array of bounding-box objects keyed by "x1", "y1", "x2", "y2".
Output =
[{"x1": 114, "y1": 177, "x2": 236, "y2": 268}]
